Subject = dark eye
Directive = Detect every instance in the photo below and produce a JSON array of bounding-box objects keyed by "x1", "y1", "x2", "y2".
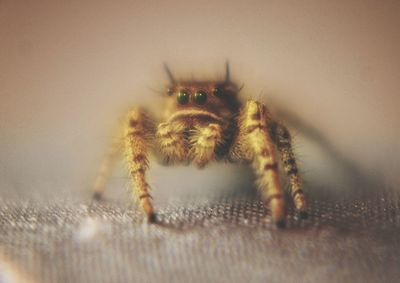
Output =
[
  {"x1": 167, "y1": 87, "x2": 174, "y2": 96},
  {"x1": 177, "y1": 90, "x2": 189, "y2": 104},
  {"x1": 194, "y1": 91, "x2": 207, "y2": 105},
  {"x1": 213, "y1": 87, "x2": 223, "y2": 97}
]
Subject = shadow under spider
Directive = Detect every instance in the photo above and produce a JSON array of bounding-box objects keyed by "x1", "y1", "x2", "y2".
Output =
[{"x1": 275, "y1": 107, "x2": 384, "y2": 200}]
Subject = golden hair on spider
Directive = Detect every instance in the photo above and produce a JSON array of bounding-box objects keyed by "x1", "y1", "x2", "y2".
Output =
[{"x1": 92, "y1": 62, "x2": 307, "y2": 228}]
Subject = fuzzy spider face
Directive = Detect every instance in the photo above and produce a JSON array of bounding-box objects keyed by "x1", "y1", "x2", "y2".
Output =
[{"x1": 164, "y1": 81, "x2": 241, "y2": 123}]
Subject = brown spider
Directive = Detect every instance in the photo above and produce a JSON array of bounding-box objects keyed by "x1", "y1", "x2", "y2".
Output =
[{"x1": 92, "y1": 63, "x2": 307, "y2": 228}]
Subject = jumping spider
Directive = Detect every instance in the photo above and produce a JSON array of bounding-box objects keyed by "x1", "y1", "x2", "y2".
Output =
[{"x1": 92, "y1": 63, "x2": 307, "y2": 228}]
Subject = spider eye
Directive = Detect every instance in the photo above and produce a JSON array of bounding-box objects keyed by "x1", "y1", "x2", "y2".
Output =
[
  {"x1": 213, "y1": 87, "x2": 223, "y2": 97},
  {"x1": 194, "y1": 91, "x2": 207, "y2": 105},
  {"x1": 167, "y1": 87, "x2": 174, "y2": 96},
  {"x1": 177, "y1": 90, "x2": 189, "y2": 104}
]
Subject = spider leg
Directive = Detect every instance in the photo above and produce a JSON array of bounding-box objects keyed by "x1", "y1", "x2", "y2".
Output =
[
  {"x1": 269, "y1": 121, "x2": 307, "y2": 217},
  {"x1": 235, "y1": 100, "x2": 286, "y2": 227},
  {"x1": 189, "y1": 123, "x2": 223, "y2": 168},
  {"x1": 156, "y1": 121, "x2": 187, "y2": 164},
  {"x1": 124, "y1": 108, "x2": 156, "y2": 222},
  {"x1": 92, "y1": 135, "x2": 122, "y2": 200}
]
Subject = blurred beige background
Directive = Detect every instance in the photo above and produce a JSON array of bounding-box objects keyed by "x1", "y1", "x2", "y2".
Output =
[{"x1": 1, "y1": 0, "x2": 399, "y2": 199}]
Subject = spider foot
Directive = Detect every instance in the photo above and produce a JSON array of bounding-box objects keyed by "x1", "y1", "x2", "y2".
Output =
[
  {"x1": 269, "y1": 197, "x2": 286, "y2": 229},
  {"x1": 92, "y1": 191, "x2": 103, "y2": 201},
  {"x1": 297, "y1": 210, "x2": 308, "y2": 219},
  {"x1": 147, "y1": 212, "x2": 157, "y2": 224},
  {"x1": 275, "y1": 219, "x2": 286, "y2": 229}
]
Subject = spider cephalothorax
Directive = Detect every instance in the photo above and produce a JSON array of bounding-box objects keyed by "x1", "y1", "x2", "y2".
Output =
[{"x1": 93, "y1": 63, "x2": 307, "y2": 228}]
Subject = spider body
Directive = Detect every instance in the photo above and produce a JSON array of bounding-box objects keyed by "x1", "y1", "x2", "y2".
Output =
[
  {"x1": 158, "y1": 79, "x2": 240, "y2": 166},
  {"x1": 93, "y1": 63, "x2": 307, "y2": 227}
]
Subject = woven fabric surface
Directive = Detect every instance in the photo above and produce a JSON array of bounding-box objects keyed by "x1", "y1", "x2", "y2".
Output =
[{"x1": 0, "y1": 186, "x2": 399, "y2": 283}]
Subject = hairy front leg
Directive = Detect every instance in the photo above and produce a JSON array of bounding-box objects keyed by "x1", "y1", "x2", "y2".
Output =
[
  {"x1": 124, "y1": 108, "x2": 156, "y2": 222},
  {"x1": 236, "y1": 100, "x2": 286, "y2": 227},
  {"x1": 190, "y1": 123, "x2": 223, "y2": 168}
]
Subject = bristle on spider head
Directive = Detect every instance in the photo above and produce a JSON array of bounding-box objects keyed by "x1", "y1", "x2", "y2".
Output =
[
  {"x1": 163, "y1": 63, "x2": 176, "y2": 84},
  {"x1": 225, "y1": 60, "x2": 230, "y2": 83}
]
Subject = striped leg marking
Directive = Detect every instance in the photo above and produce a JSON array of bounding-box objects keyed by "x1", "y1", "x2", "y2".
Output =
[
  {"x1": 124, "y1": 108, "x2": 155, "y2": 222},
  {"x1": 270, "y1": 121, "x2": 307, "y2": 216},
  {"x1": 240, "y1": 100, "x2": 286, "y2": 227}
]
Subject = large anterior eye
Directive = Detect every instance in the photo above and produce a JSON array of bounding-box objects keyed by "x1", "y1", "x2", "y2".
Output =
[
  {"x1": 194, "y1": 90, "x2": 207, "y2": 105},
  {"x1": 177, "y1": 90, "x2": 189, "y2": 104}
]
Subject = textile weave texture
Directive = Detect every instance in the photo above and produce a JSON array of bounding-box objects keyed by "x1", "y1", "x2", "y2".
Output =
[{"x1": 0, "y1": 186, "x2": 399, "y2": 283}]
